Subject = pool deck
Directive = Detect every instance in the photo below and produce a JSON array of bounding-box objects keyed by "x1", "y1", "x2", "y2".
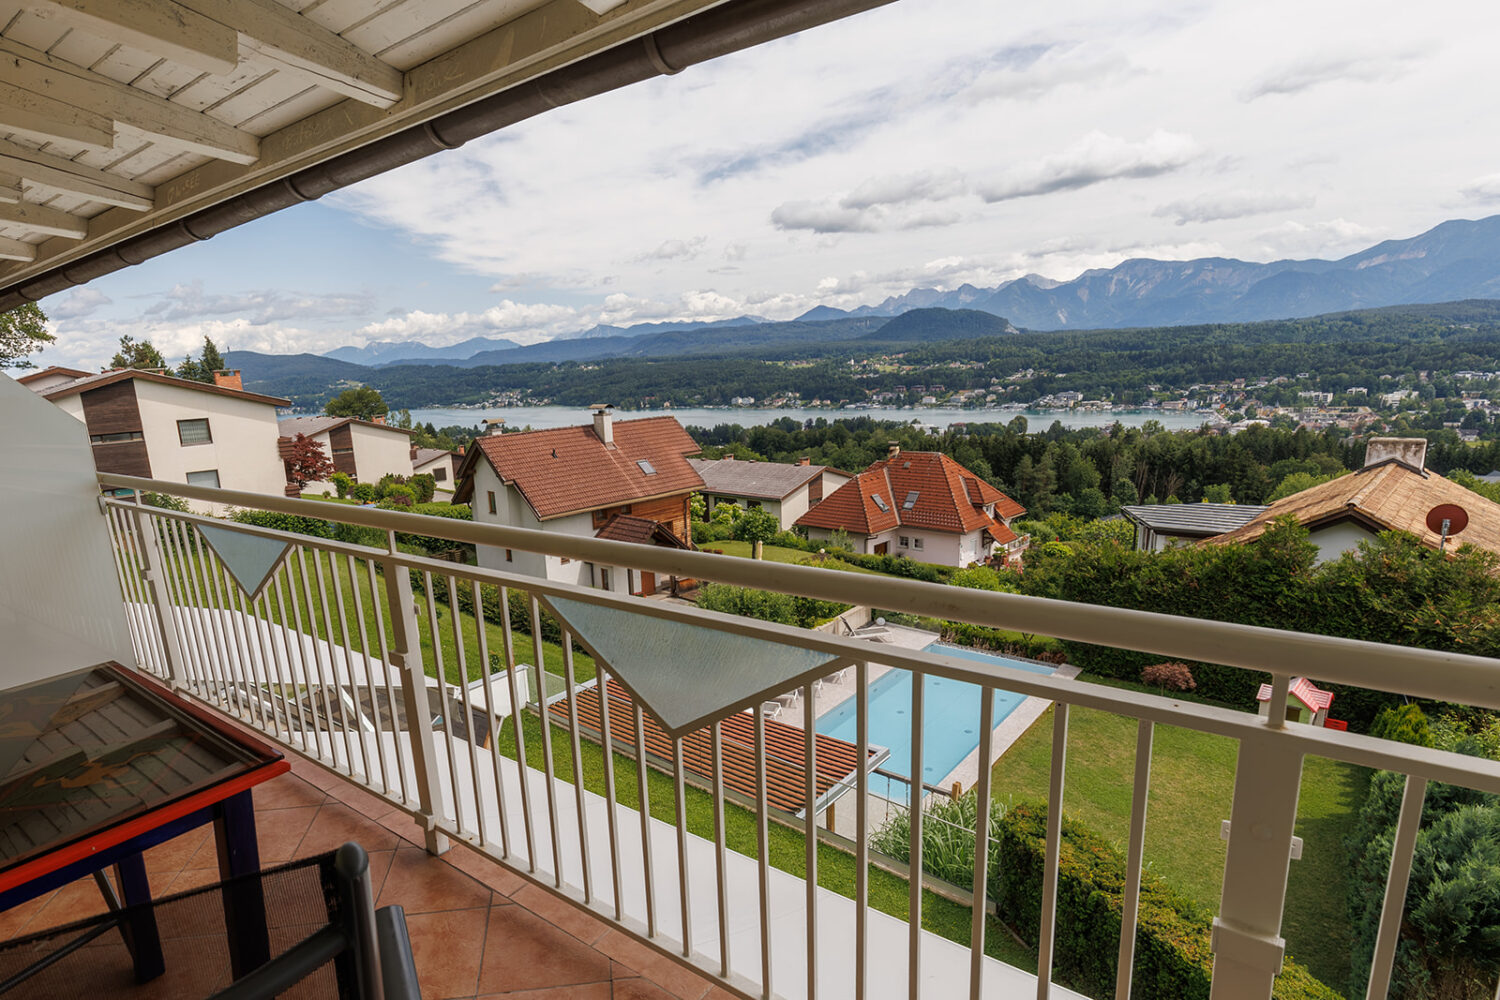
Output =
[{"x1": 778, "y1": 624, "x2": 1079, "y2": 836}]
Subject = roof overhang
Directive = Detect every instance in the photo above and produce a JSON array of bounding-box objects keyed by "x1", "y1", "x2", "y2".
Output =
[{"x1": 0, "y1": 0, "x2": 894, "y2": 310}]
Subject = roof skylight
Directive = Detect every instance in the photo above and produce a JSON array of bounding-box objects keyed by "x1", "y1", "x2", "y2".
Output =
[
  {"x1": 637, "y1": 459, "x2": 657, "y2": 475},
  {"x1": 871, "y1": 493, "x2": 889, "y2": 511},
  {"x1": 903, "y1": 491, "x2": 919, "y2": 509}
]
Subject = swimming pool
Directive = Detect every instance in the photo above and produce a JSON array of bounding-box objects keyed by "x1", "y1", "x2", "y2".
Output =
[{"x1": 814, "y1": 643, "x2": 1055, "y2": 797}]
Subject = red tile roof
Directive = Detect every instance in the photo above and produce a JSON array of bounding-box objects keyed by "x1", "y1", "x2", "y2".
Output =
[
  {"x1": 795, "y1": 450, "x2": 1025, "y2": 536},
  {"x1": 39, "y1": 367, "x2": 290, "y2": 407},
  {"x1": 454, "y1": 416, "x2": 703, "y2": 520},
  {"x1": 1256, "y1": 677, "x2": 1334, "y2": 714}
]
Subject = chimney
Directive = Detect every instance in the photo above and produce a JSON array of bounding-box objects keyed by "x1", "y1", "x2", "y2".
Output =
[
  {"x1": 798, "y1": 456, "x2": 811, "y2": 466},
  {"x1": 410, "y1": 445, "x2": 418, "y2": 460},
  {"x1": 373, "y1": 415, "x2": 385, "y2": 425},
  {"x1": 591, "y1": 404, "x2": 614, "y2": 446},
  {"x1": 1364, "y1": 437, "x2": 1427, "y2": 472},
  {"x1": 458, "y1": 444, "x2": 465, "y2": 455},
  {"x1": 723, "y1": 454, "x2": 734, "y2": 461},
  {"x1": 888, "y1": 441, "x2": 900, "y2": 459},
  {"x1": 484, "y1": 418, "x2": 506, "y2": 436},
  {"x1": 211, "y1": 369, "x2": 243, "y2": 392}
]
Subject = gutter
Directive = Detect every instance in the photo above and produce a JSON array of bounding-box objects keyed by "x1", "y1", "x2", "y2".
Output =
[{"x1": 0, "y1": 0, "x2": 896, "y2": 311}]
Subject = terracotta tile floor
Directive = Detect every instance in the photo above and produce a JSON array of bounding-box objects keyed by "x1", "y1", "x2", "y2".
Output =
[{"x1": 3, "y1": 757, "x2": 737, "y2": 1000}]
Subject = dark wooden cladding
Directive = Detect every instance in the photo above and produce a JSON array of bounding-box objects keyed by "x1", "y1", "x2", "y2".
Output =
[
  {"x1": 633, "y1": 492, "x2": 692, "y2": 544},
  {"x1": 328, "y1": 424, "x2": 357, "y2": 478},
  {"x1": 80, "y1": 381, "x2": 151, "y2": 478}
]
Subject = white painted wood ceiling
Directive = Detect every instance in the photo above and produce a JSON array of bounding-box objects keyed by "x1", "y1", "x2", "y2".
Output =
[{"x1": 0, "y1": 0, "x2": 719, "y2": 283}]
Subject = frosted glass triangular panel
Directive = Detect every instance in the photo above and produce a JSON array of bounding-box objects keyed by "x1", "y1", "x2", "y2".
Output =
[
  {"x1": 543, "y1": 596, "x2": 842, "y2": 736},
  {"x1": 198, "y1": 524, "x2": 292, "y2": 599}
]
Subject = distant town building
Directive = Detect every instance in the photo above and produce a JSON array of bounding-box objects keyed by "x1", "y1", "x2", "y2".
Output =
[
  {"x1": 795, "y1": 446, "x2": 1026, "y2": 567},
  {"x1": 689, "y1": 457, "x2": 850, "y2": 531},
  {"x1": 412, "y1": 446, "x2": 463, "y2": 489},
  {"x1": 25, "y1": 366, "x2": 290, "y2": 512},
  {"x1": 454, "y1": 406, "x2": 703, "y2": 596}
]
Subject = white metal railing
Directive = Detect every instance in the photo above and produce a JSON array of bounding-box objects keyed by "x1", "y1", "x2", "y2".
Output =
[{"x1": 97, "y1": 473, "x2": 1500, "y2": 1000}]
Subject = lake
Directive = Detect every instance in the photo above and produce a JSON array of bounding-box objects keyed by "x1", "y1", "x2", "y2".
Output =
[{"x1": 400, "y1": 404, "x2": 1220, "y2": 434}]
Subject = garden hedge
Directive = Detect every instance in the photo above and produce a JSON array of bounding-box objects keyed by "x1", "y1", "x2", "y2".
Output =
[{"x1": 993, "y1": 803, "x2": 1342, "y2": 1000}]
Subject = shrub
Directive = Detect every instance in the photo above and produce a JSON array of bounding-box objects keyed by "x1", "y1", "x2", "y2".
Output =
[
  {"x1": 329, "y1": 472, "x2": 352, "y2": 498},
  {"x1": 350, "y1": 482, "x2": 377, "y2": 503},
  {"x1": 692, "y1": 521, "x2": 734, "y2": 544},
  {"x1": 380, "y1": 483, "x2": 417, "y2": 507},
  {"x1": 1368, "y1": 704, "x2": 1432, "y2": 747},
  {"x1": 695, "y1": 582, "x2": 849, "y2": 628},
  {"x1": 993, "y1": 803, "x2": 1339, "y2": 1000},
  {"x1": 1142, "y1": 661, "x2": 1196, "y2": 692},
  {"x1": 732, "y1": 507, "x2": 780, "y2": 543},
  {"x1": 409, "y1": 473, "x2": 437, "y2": 503},
  {"x1": 229, "y1": 508, "x2": 330, "y2": 538},
  {"x1": 872, "y1": 793, "x2": 1005, "y2": 890},
  {"x1": 142, "y1": 491, "x2": 189, "y2": 512},
  {"x1": 950, "y1": 566, "x2": 1014, "y2": 592}
]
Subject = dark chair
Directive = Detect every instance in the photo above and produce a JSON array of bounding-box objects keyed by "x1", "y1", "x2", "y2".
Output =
[{"x1": 0, "y1": 842, "x2": 418, "y2": 999}]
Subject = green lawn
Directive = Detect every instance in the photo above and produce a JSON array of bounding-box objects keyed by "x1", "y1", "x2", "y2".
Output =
[
  {"x1": 146, "y1": 537, "x2": 591, "y2": 688},
  {"x1": 498, "y1": 713, "x2": 1039, "y2": 972},
  {"x1": 703, "y1": 540, "x2": 878, "y2": 573},
  {"x1": 989, "y1": 697, "x2": 1369, "y2": 987}
]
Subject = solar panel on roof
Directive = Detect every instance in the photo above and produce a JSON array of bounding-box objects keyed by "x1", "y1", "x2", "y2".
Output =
[
  {"x1": 637, "y1": 459, "x2": 657, "y2": 475},
  {"x1": 903, "y1": 491, "x2": 919, "y2": 509},
  {"x1": 872, "y1": 493, "x2": 889, "y2": 511}
]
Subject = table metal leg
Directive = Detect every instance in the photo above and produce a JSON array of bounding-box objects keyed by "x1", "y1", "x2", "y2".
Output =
[
  {"x1": 112, "y1": 853, "x2": 165, "y2": 982},
  {"x1": 215, "y1": 789, "x2": 270, "y2": 979}
]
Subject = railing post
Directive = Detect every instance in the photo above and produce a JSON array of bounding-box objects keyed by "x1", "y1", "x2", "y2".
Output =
[
  {"x1": 380, "y1": 536, "x2": 450, "y2": 856},
  {"x1": 127, "y1": 499, "x2": 188, "y2": 688},
  {"x1": 1209, "y1": 729, "x2": 1304, "y2": 999}
]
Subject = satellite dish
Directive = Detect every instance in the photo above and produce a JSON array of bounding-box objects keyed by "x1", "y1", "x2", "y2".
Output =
[{"x1": 1426, "y1": 503, "x2": 1469, "y2": 536}]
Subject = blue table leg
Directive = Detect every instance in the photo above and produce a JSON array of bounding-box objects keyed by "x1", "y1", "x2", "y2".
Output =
[
  {"x1": 214, "y1": 789, "x2": 270, "y2": 979},
  {"x1": 112, "y1": 853, "x2": 165, "y2": 982}
]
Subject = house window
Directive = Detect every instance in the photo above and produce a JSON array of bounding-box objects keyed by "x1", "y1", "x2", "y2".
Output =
[
  {"x1": 90, "y1": 431, "x2": 143, "y2": 444},
  {"x1": 599, "y1": 567, "x2": 612, "y2": 591},
  {"x1": 747, "y1": 500, "x2": 761, "y2": 509},
  {"x1": 808, "y1": 478, "x2": 823, "y2": 503},
  {"x1": 185, "y1": 469, "x2": 220, "y2": 488},
  {"x1": 487, "y1": 491, "x2": 497, "y2": 515},
  {"x1": 177, "y1": 418, "x2": 212, "y2": 445},
  {"x1": 433, "y1": 467, "x2": 447, "y2": 482},
  {"x1": 505, "y1": 549, "x2": 513, "y2": 562},
  {"x1": 913, "y1": 537, "x2": 924, "y2": 550},
  {"x1": 899, "y1": 536, "x2": 909, "y2": 547}
]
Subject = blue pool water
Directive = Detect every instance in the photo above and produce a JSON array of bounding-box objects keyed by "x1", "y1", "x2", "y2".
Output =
[{"x1": 814, "y1": 643, "x2": 1055, "y2": 795}]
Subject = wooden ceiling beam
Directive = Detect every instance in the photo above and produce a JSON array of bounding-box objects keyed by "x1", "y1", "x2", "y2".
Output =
[
  {"x1": 0, "y1": 79, "x2": 114, "y2": 149},
  {"x1": 0, "y1": 39, "x2": 260, "y2": 164},
  {"x1": 184, "y1": 0, "x2": 405, "y2": 109},
  {"x1": 0, "y1": 140, "x2": 155, "y2": 211},
  {"x1": 0, "y1": 235, "x2": 35, "y2": 262},
  {"x1": 24, "y1": 0, "x2": 240, "y2": 77},
  {"x1": 0, "y1": 201, "x2": 89, "y2": 239},
  {"x1": 0, "y1": 174, "x2": 21, "y2": 205}
]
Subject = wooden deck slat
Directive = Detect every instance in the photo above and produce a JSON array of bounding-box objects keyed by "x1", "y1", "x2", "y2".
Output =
[{"x1": 548, "y1": 680, "x2": 874, "y2": 814}]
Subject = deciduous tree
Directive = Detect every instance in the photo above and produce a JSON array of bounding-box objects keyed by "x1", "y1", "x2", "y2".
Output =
[
  {"x1": 0, "y1": 303, "x2": 53, "y2": 369},
  {"x1": 108, "y1": 335, "x2": 166, "y2": 371},
  {"x1": 283, "y1": 433, "x2": 335, "y2": 490},
  {"x1": 325, "y1": 386, "x2": 387, "y2": 421}
]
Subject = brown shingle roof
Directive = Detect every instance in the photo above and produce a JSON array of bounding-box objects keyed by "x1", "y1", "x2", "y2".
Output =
[
  {"x1": 795, "y1": 450, "x2": 1025, "y2": 536},
  {"x1": 277, "y1": 415, "x2": 415, "y2": 437},
  {"x1": 594, "y1": 514, "x2": 689, "y2": 548},
  {"x1": 41, "y1": 368, "x2": 290, "y2": 407},
  {"x1": 454, "y1": 416, "x2": 703, "y2": 519},
  {"x1": 1207, "y1": 460, "x2": 1500, "y2": 556}
]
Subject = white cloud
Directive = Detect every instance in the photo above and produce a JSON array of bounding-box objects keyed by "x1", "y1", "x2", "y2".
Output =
[
  {"x1": 840, "y1": 169, "x2": 967, "y2": 210},
  {"x1": 1460, "y1": 173, "x2": 1500, "y2": 203},
  {"x1": 1241, "y1": 47, "x2": 1431, "y2": 100},
  {"x1": 142, "y1": 281, "x2": 374, "y2": 325},
  {"x1": 975, "y1": 130, "x2": 1202, "y2": 203},
  {"x1": 1153, "y1": 191, "x2": 1316, "y2": 225},
  {"x1": 48, "y1": 287, "x2": 112, "y2": 321}
]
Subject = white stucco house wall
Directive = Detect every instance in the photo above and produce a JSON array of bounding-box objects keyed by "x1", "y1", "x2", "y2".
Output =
[
  {"x1": 795, "y1": 447, "x2": 1027, "y2": 568},
  {"x1": 277, "y1": 414, "x2": 415, "y2": 489},
  {"x1": 30, "y1": 367, "x2": 290, "y2": 513}
]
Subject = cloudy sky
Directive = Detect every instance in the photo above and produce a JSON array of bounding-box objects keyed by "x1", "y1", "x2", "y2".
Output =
[{"x1": 32, "y1": 0, "x2": 1500, "y2": 369}]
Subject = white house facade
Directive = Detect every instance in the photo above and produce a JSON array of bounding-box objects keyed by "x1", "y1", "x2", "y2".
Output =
[{"x1": 688, "y1": 456, "x2": 850, "y2": 530}]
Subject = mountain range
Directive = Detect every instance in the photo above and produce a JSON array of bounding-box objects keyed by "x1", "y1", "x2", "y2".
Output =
[{"x1": 315, "y1": 215, "x2": 1500, "y2": 368}]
